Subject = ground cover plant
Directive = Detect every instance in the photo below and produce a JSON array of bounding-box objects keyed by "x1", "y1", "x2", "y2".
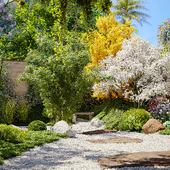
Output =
[{"x1": 0, "y1": 123, "x2": 69, "y2": 165}]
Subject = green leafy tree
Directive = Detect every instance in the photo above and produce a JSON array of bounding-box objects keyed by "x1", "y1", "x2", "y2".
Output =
[
  {"x1": 18, "y1": 31, "x2": 96, "y2": 124},
  {"x1": 111, "y1": 0, "x2": 151, "y2": 26},
  {"x1": 2, "y1": 0, "x2": 57, "y2": 60},
  {"x1": 2, "y1": 0, "x2": 107, "y2": 61},
  {"x1": 6, "y1": 0, "x2": 112, "y2": 29},
  {"x1": 0, "y1": 0, "x2": 18, "y2": 114}
]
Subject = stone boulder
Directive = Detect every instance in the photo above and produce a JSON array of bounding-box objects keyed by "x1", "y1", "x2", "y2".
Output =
[
  {"x1": 90, "y1": 118, "x2": 103, "y2": 128},
  {"x1": 98, "y1": 150, "x2": 170, "y2": 169},
  {"x1": 52, "y1": 120, "x2": 76, "y2": 138},
  {"x1": 142, "y1": 118, "x2": 165, "y2": 134},
  {"x1": 65, "y1": 128, "x2": 76, "y2": 138},
  {"x1": 72, "y1": 113, "x2": 76, "y2": 123}
]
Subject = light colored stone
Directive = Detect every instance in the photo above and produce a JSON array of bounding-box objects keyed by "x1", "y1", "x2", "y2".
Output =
[
  {"x1": 65, "y1": 128, "x2": 76, "y2": 138},
  {"x1": 90, "y1": 118, "x2": 103, "y2": 127},
  {"x1": 142, "y1": 118, "x2": 165, "y2": 134},
  {"x1": 46, "y1": 126, "x2": 52, "y2": 131},
  {"x1": 72, "y1": 113, "x2": 76, "y2": 123},
  {"x1": 52, "y1": 120, "x2": 76, "y2": 138},
  {"x1": 52, "y1": 120, "x2": 70, "y2": 134},
  {"x1": 11, "y1": 124, "x2": 22, "y2": 130}
]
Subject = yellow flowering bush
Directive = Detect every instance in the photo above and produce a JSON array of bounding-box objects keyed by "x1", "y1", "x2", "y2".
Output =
[
  {"x1": 83, "y1": 12, "x2": 135, "y2": 71},
  {"x1": 82, "y1": 12, "x2": 135, "y2": 102}
]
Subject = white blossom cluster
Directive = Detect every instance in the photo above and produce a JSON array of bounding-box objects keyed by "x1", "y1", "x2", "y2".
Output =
[{"x1": 93, "y1": 36, "x2": 170, "y2": 107}]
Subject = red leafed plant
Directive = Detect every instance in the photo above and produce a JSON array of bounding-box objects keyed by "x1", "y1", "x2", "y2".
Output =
[{"x1": 147, "y1": 95, "x2": 170, "y2": 112}]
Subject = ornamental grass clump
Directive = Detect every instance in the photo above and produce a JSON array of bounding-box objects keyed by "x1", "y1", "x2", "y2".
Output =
[{"x1": 149, "y1": 100, "x2": 170, "y2": 124}]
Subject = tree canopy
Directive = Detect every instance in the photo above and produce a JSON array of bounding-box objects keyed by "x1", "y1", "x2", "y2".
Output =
[
  {"x1": 4, "y1": 0, "x2": 113, "y2": 29},
  {"x1": 111, "y1": 0, "x2": 151, "y2": 26}
]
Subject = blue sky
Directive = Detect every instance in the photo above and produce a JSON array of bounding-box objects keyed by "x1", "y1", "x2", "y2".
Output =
[
  {"x1": 3, "y1": 0, "x2": 170, "y2": 47},
  {"x1": 111, "y1": 0, "x2": 170, "y2": 47}
]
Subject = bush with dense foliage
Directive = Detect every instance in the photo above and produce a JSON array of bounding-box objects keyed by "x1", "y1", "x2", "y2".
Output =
[
  {"x1": 1, "y1": 0, "x2": 106, "y2": 61},
  {"x1": 163, "y1": 121, "x2": 170, "y2": 128},
  {"x1": 18, "y1": 30, "x2": 97, "y2": 124},
  {"x1": 93, "y1": 97, "x2": 135, "y2": 119},
  {"x1": 28, "y1": 120, "x2": 47, "y2": 131},
  {"x1": 81, "y1": 11, "x2": 136, "y2": 102},
  {"x1": 0, "y1": 124, "x2": 31, "y2": 143},
  {"x1": 119, "y1": 108, "x2": 152, "y2": 132},
  {"x1": 83, "y1": 12, "x2": 135, "y2": 72}
]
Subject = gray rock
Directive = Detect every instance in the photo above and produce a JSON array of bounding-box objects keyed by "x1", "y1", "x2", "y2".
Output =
[
  {"x1": 65, "y1": 128, "x2": 76, "y2": 138},
  {"x1": 90, "y1": 118, "x2": 103, "y2": 128},
  {"x1": 72, "y1": 113, "x2": 76, "y2": 123}
]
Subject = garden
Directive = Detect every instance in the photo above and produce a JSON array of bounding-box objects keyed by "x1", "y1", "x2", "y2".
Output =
[{"x1": 0, "y1": 0, "x2": 170, "y2": 166}]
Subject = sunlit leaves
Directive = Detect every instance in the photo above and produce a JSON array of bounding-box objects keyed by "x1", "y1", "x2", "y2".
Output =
[{"x1": 83, "y1": 12, "x2": 135, "y2": 72}]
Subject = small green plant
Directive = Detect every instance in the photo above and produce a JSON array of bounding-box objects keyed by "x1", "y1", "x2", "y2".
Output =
[
  {"x1": 101, "y1": 109, "x2": 125, "y2": 130},
  {"x1": 28, "y1": 120, "x2": 47, "y2": 131},
  {"x1": 18, "y1": 102, "x2": 30, "y2": 122},
  {"x1": 93, "y1": 107, "x2": 108, "y2": 120},
  {"x1": 119, "y1": 108, "x2": 152, "y2": 132},
  {"x1": 163, "y1": 121, "x2": 170, "y2": 128},
  {"x1": 46, "y1": 122, "x2": 54, "y2": 126},
  {"x1": 1, "y1": 99, "x2": 18, "y2": 124},
  {"x1": 0, "y1": 124, "x2": 31, "y2": 143}
]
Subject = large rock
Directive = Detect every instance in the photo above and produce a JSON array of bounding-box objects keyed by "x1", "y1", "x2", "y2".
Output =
[
  {"x1": 142, "y1": 118, "x2": 165, "y2": 134},
  {"x1": 65, "y1": 128, "x2": 76, "y2": 138},
  {"x1": 52, "y1": 120, "x2": 76, "y2": 138},
  {"x1": 98, "y1": 150, "x2": 170, "y2": 169},
  {"x1": 90, "y1": 118, "x2": 103, "y2": 127}
]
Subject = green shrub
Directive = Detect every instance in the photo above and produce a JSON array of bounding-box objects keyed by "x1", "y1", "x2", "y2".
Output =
[
  {"x1": 46, "y1": 122, "x2": 54, "y2": 126},
  {"x1": 119, "y1": 108, "x2": 152, "y2": 131},
  {"x1": 28, "y1": 120, "x2": 47, "y2": 131},
  {"x1": 90, "y1": 98, "x2": 135, "y2": 123},
  {"x1": 93, "y1": 106, "x2": 108, "y2": 120},
  {"x1": 163, "y1": 121, "x2": 170, "y2": 128},
  {"x1": 0, "y1": 124, "x2": 31, "y2": 143},
  {"x1": 1, "y1": 99, "x2": 17, "y2": 124},
  {"x1": 101, "y1": 109, "x2": 125, "y2": 130}
]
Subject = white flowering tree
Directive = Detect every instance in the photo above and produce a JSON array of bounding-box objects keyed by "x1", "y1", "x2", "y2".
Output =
[{"x1": 92, "y1": 36, "x2": 170, "y2": 108}]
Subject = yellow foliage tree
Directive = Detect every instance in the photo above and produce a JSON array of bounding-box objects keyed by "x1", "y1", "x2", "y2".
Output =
[{"x1": 82, "y1": 12, "x2": 136, "y2": 102}]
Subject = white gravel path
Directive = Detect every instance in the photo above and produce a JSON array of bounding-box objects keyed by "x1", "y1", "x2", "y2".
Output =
[{"x1": 1, "y1": 122, "x2": 170, "y2": 170}]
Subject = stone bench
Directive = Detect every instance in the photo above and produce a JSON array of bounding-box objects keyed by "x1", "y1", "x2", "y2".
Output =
[{"x1": 74, "y1": 112, "x2": 94, "y2": 122}]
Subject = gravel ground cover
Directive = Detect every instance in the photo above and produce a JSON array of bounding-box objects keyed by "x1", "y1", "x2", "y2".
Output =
[{"x1": 1, "y1": 122, "x2": 170, "y2": 170}]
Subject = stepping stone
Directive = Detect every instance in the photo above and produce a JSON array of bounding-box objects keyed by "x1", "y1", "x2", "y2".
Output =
[
  {"x1": 98, "y1": 150, "x2": 170, "y2": 169},
  {"x1": 87, "y1": 137, "x2": 143, "y2": 144},
  {"x1": 83, "y1": 129, "x2": 118, "y2": 135}
]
